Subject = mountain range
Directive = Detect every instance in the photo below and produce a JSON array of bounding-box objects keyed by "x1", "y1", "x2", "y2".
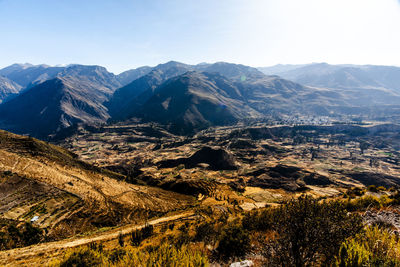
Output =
[
  {"x1": 258, "y1": 63, "x2": 400, "y2": 92},
  {"x1": 0, "y1": 61, "x2": 399, "y2": 138}
]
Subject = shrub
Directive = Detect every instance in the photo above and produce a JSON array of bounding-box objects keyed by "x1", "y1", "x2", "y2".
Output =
[
  {"x1": 108, "y1": 248, "x2": 126, "y2": 263},
  {"x1": 21, "y1": 222, "x2": 43, "y2": 246},
  {"x1": 263, "y1": 196, "x2": 363, "y2": 266},
  {"x1": 0, "y1": 222, "x2": 44, "y2": 250},
  {"x1": 368, "y1": 185, "x2": 378, "y2": 192},
  {"x1": 242, "y1": 208, "x2": 278, "y2": 232},
  {"x1": 346, "y1": 187, "x2": 365, "y2": 198},
  {"x1": 336, "y1": 226, "x2": 400, "y2": 266},
  {"x1": 57, "y1": 247, "x2": 106, "y2": 267},
  {"x1": 377, "y1": 186, "x2": 386, "y2": 191},
  {"x1": 345, "y1": 195, "x2": 382, "y2": 211},
  {"x1": 216, "y1": 223, "x2": 250, "y2": 260},
  {"x1": 130, "y1": 224, "x2": 154, "y2": 246},
  {"x1": 194, "y1": 221, "x2": 218, "y2": 244}
]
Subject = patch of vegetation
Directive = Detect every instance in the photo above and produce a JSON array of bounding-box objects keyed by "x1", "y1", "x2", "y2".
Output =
[
  {"x1": 366, "y1": 185, "x2": 386, "y2": 193},
  {"x1": 344, "y1": 187, "x2": 365, "y2": 198},
  {"x1": 243, "y1": 196, "x2": 363, "y2": 266},
  {"x1": 23, "y1": 203, "x2": 47, "y2": 219},
  {"x1": 215, "y1": 223, "x2": 250, "y2": 261},
  {"x1": 0, "y1": 221, "x2": 44, "y2": 250},
  {"x1": 345, "y1": 194, "x2": 394, "y2": 211},
  {"x1": 129, "y1": 223, "x2": 154, "y2": 246},
  {"x1": 336, "y1": 226, "x2": 400, "y2": 266},
  {"x1": 52, "y1": 242, "x2": 208, "y2": 267}
]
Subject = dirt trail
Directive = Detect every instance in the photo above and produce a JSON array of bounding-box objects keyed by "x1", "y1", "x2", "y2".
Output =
[{"x1": 0, "y1": 212, "x2": 195, "y2": 266}]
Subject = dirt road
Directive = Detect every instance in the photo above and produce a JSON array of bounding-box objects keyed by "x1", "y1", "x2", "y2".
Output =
[{"x1": 0, "y1": 212, "x2": 195, "y2": 266}]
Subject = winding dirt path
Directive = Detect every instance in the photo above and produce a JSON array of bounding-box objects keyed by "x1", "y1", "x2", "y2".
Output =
[{"x1": 0, "y1": 212, "x2": 195, "y2": 266}]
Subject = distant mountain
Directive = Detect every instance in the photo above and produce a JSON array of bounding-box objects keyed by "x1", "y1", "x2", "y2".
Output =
[
  {"x1": 243, "y1": 75, "x2": 359, "y2": 115},
  {"x1": 258, "y1": 64, "x2": 308, "y2": 75},
  {"x1": 107, "y1": 70, "x2": 166, "y2": 120},
  {"x1": 117, "y1": 66, "x2": 152, "y2": 86},
  {"x1": 0, "y1": 76, "x2": 22, "y2": 103},
  {"x1": 0, "y1": 63, "x2": 64, "y2": 88},
  {"x1": 197, "y1": 62, "x2": 265, "y2": 81},
  {"x1": 0, "y1": 65, "x2": 120, "y2": 138},
  {"x1": 259, "y1": 63, "x2": 400, "y2": 93},
  {"x1": 135, "y1": 71, "x2": 260, "y2": 134},
  {"x1": 258, "y1": 63, "x2": 400, "y2": 109},
  {"x1": 0, "y1": 63, "x2": 121, "y2": 90}
]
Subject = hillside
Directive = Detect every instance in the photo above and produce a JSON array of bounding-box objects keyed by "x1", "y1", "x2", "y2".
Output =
[{"x1": 0, "y1": 129, "x2": 193, "y2": 240}]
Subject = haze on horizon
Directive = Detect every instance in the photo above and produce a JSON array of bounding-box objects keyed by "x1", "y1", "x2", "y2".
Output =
[{"x1": 1, "y1": 0, "x2": 399, "y2": 73}]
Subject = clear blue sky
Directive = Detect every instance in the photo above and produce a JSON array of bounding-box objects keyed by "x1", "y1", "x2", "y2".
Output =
[{"x1": 1, "y1": 0, "x2": 400, "y2": 73}]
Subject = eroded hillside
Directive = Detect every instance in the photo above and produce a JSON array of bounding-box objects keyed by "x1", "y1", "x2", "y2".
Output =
[{"x1": 0, "y1": 130, "x2": 193, "y2": 240}]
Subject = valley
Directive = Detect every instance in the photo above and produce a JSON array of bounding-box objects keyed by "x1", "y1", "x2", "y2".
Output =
[
  {"x1": 0, "y1": 61, "x2": 399, "y2": 266},
  {"x1": 62, "y1": 121, "x2": 400, "y2": 206}
]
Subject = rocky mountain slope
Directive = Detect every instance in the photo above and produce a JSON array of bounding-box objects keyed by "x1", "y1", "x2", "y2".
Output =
[
  {"x1": 135, "y1": 71, "x2": 261, "y2": 133},
  {"x1": 0, "y1": 65, "x2": 121, "y2": 138},
  {"x1": 0, "y1": 76, "x2": 22, "y2": 103}
]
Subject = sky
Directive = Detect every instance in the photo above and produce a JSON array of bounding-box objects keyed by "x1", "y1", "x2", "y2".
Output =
[{"x1": 0, "y1": 0, "x2": 399, "y2": 73}]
